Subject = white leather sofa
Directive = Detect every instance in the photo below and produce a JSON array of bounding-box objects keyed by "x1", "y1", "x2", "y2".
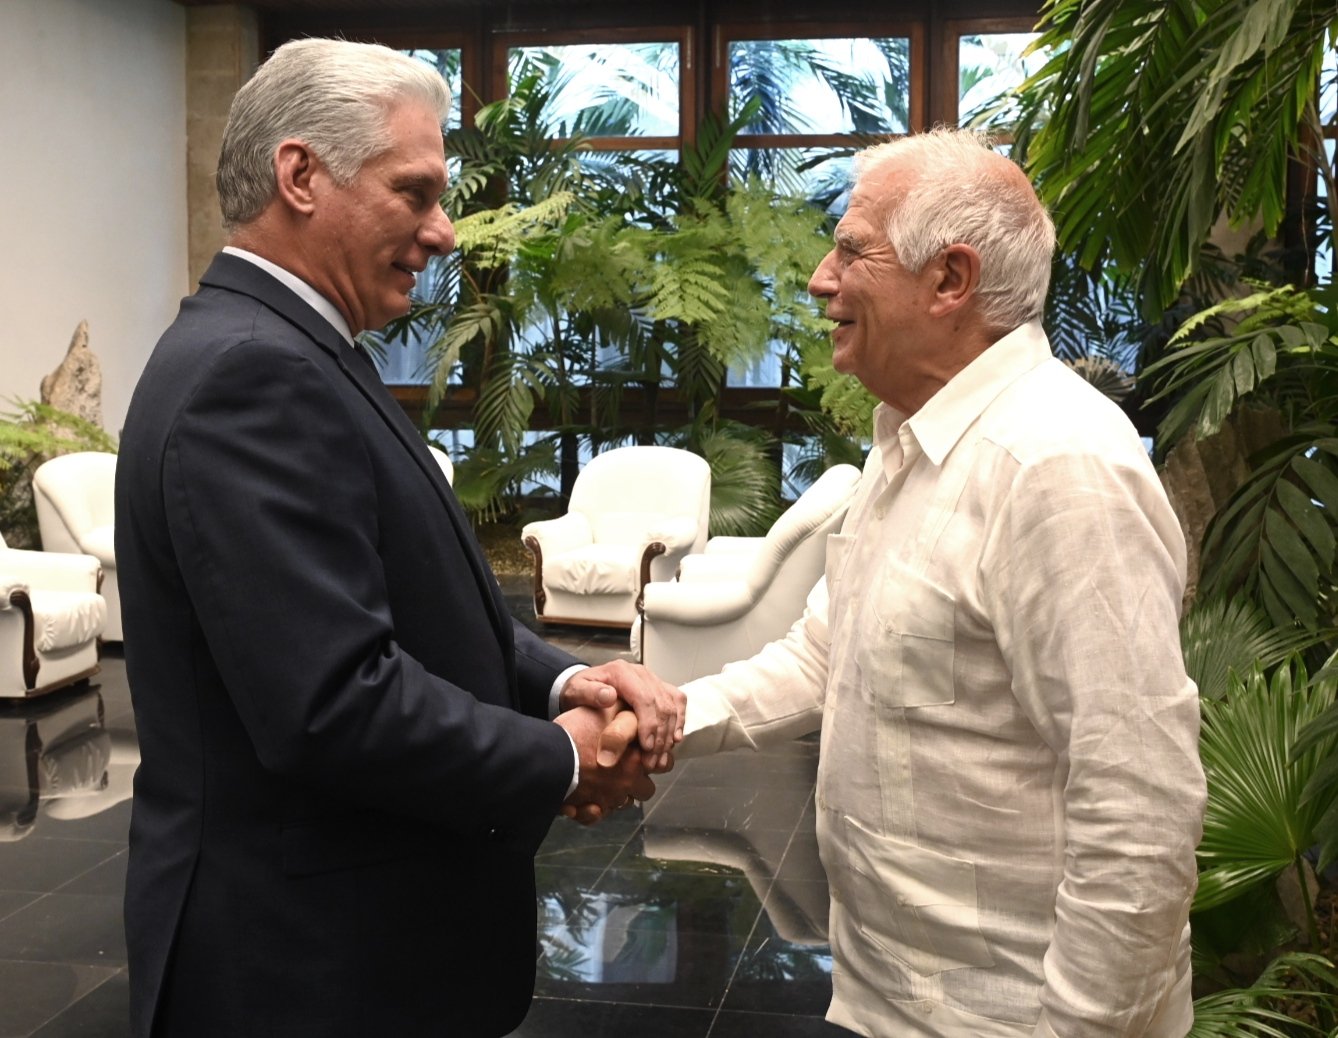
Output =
[
  {"x1": 522, "y1": 445, "x2": 711, "y2": 628},
  {"x1": 633, "y1": 463, "x2": 861, "y2": 684},
  {"x1": 33, "y1": 451, "x2": 120, "y2": 641}
]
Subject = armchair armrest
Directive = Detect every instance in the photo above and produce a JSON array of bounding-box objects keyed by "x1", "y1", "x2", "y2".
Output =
[
  {"x1": 678, "y1": 553, "x2": 754, "y2": 583},
  {"x1": 643, "y1": 515, "x2": 699, "y2": 553},
  {"x1": 641, "y1": 578, "x2": 755, "y2": 625},
  {"x1": 703, "y1": 536, "x2": 763, "y2": 556},
  {"x1": 1, "y1": 550, "x2": 101, "y2": 592},
  {"x1": 521, "y1": 512, "x2": 593, "y2": 557},
  {"x1": 1, "y1": 578, "x2": 32, "y2": 606}
]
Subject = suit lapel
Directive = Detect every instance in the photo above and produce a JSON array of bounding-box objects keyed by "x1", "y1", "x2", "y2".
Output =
[{"x1": 199, "y1": 254, "x2": 518, "y2": 687}]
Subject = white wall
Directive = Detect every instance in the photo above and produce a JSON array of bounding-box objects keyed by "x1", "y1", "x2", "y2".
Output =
[{"x1": 0, "y1": 0, "x2": 187, "y2": 438}]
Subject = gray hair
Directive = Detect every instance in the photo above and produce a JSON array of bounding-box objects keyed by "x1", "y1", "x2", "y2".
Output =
[
  {"x1": 217, "y1": 38, "x2": 451, "y2": 230},
  {"x1": 853, "y1": 128, "x2": 1056, "y2": 330}
]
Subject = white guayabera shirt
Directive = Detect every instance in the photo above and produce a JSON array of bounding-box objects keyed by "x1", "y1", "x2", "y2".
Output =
[{"x1": 680, "y1": 321, "x2": 1206, "y2": 1038}]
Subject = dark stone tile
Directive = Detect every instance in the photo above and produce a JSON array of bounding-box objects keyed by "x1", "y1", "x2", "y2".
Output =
[
  {"x1": 710, "y1": 1010, "x2": 856, "y2": 1037},
  {"x1": 41, "y1": 797, "x2": 132, "y2": 846},
  {"x1": 537, "y1": 808, "x2": 643, "y2": 860},
  {"x1": 758, "y1": 879, "x2": 829, "y2": 947},
  {"x1": 507, "y1": 997, "x2": 714, "y2": 1037},
  {"x1": 56, "y1": 851, "x2": 127, "y2": 899},
  {"x1": 0, "y1": 839, "x2": 123, "y2": 895},
  {"x1": 674, "y1": 746, "x2": 818, "y2": 790},
  {"x1": 641, "y1": 783, "x2": 811, "y2": 833},
  {"x1": 719, "y1": 933, "x2": 834, "y2": 1015},
  {"x1": 0, "y1": 890, "x2": 39, "y2": 923},
  {"x1": 28, "y1": 967, "x2": 129, "y2": 1038},
  {"x1": 0, "y1": 892, "x2": 126, "y2": 967},
  {"x1": 0, "y1": 960, "x2": 120, "y2": 1038}
]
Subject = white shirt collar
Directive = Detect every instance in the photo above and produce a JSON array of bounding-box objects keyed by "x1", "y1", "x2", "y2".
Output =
[
  {"x1": 222, "y1": 246, "x2": 356, "y2": 347},
  {"x1": 875, "y1": 320, "x2": 1052, "y2": 476}
]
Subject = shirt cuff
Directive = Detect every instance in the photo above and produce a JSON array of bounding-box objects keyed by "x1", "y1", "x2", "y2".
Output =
[
  {"x1": 548, "y1": 664, "x2": 589, "y2": 719},
  {"x1": 562, "y1": 729, "x2": 579, "y2": 798},
  {"x1": 550, "y1": 665, "x2": 589, "y2": 800}
]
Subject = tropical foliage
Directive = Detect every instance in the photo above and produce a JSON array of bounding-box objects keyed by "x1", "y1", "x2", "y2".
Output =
[
  {"x1": 1014, "y1": 0, "x2": 1335, "y2": 317},
  {"x1": 378, "y1": 61, "x2": 838, "y2": 533}
]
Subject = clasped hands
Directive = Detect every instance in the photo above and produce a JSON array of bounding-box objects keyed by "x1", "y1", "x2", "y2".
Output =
[{"x1": 554, "y1": 660, "x2": 684, "y2": 826}]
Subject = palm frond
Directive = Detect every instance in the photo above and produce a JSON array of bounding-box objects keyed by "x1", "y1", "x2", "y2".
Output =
[
  {"x1": 1194, "y1": 657, "x2": 1338, "y2": 911},
  {"x1": 1181, "y1": 595, "x2": 1332, "y2": 700},
  {"x1": 1189, "y1": 952, "x2": 1338, "y2": 1036}
]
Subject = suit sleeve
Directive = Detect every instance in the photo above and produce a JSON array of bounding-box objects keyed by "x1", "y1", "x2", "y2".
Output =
[{"x1": 163, "y1": 339, "x2": 573, "y2": 836}]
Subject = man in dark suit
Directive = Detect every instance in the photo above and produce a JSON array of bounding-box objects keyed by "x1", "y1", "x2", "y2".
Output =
[{"x1": 115, "y1": 38, "x2": 682, "y2": 1038}]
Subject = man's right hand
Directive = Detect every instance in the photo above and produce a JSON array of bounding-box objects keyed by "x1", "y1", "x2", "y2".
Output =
[{"x1": 554, "y1": 706, "x2": 657, "y2": 826}]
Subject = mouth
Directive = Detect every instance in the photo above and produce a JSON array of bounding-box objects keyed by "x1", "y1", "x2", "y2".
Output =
[{"x1": 392, "y1": 263, "x2": 420, "y2": 282}]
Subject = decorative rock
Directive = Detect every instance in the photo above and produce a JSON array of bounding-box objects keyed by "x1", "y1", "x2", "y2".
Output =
[{"x1": 40, "y1": 320, "x2": 103, "y2": 429}]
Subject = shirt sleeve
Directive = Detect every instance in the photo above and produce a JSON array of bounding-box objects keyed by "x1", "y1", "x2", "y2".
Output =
[
  {"x1": 676, "y1": 576, "x2": 832, "y2": 756},
  {"x1": 981, "y1": 449, "x2": 1205, "y2": 1037}
]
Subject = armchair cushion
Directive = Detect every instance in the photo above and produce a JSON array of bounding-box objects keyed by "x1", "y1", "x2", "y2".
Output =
[
  {"x1": 545, "y1": 545, "x2": 641, "y2": 596},
  {"x1": 522, "y1": 512, "x2": 593, "y2": 557}
]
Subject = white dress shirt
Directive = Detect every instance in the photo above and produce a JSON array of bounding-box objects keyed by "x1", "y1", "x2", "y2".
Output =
[{"x1": 680, "y1": 321, "x2": 1205, "y2": 1037}]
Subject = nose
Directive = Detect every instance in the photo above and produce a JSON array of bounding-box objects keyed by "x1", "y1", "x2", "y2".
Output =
[
  {"x1": 808, "y1": 249, "x2": 837, "y2": 300},
  {"x1": 423, "y1": 205, "x2": 455, "y2": 257}
]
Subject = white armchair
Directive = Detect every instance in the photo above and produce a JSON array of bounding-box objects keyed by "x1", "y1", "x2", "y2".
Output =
[
  {"x1": 32, "y1": 451, "x2": 119, "y2": 641},
  {"x1": 633, "y1": 463, "x2": 861, "y2": 684},
  {"x1": 522, "y1": 446, "x2": 711, "y2": 628},
  {"x1": 0, "y1": 533, "x2": 105, "y2": 698}
]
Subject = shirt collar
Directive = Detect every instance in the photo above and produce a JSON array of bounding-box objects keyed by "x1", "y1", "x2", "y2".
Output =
[
  {"x1": 222, "y1": 246, "x2": 356, "y2": 347},
  {"x1": 875, "y1": 320, "x2": 1052, "y2": 474}
]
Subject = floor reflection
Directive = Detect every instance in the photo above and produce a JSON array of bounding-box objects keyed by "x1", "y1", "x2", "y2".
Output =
[{"x1": 0, "y1": 684, "x2": 135, "y2": 845}]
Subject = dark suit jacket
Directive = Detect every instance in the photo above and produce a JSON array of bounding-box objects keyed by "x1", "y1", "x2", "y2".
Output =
[{"x1": 115, "y1": 252, "x2": 581, "y2": 1038}]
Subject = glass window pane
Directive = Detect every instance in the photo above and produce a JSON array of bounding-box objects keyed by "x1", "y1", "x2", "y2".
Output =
[
  {"x1": 1321, "y1": 44, "x2": 1336, "y2": 126},
  {"x1": 402, "y1": 48, "x2": 463, "y2": 130},
  {"x1": 958, "y1": 33, "x2": 1046, "y2": 124},
  {"x1": 730, "y1": 148, "x2": 852, "y2": 212},
  {"x1": 729, "y1": 37, "x2": 911, "y2": 136},
  {"x1": 508, "y1": 43, "x2": 680, "y2": 137},
  {"x1": 1317, "y1": 139, "x2": 1334, "y2": 286}
]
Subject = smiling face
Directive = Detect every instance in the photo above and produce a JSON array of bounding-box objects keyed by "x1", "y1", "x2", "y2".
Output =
[
  {"x1": 807, "y1": 162, "x2": 938, "y2": 412},
  {"x1": 304, "y1": 101, "x2": 455, "y2": 335}
]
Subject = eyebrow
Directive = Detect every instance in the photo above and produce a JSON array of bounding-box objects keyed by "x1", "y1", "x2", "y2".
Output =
[
  {"x1": 395, "y1": 172, "x2": 446, "y2": 194},
  {"x1": 833, "y1": 226, "x2": 864, "y2": 251}
]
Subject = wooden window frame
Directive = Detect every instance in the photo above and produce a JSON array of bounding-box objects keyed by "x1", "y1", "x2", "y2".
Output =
[
  {"x1": 712, "y1": 20, "x2": 927, "y2": 149},
  {"x1": 489, "y1": 25, "x2": 697, "y2": 154}
]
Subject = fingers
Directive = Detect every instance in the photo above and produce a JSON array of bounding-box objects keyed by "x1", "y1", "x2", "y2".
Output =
[
  {"x1": 557, "y1": 671, "x2": 618, "y2": 712},
  {"x1": 596, "y1": 709, "x2": 639, "y2": 767},
  {"x1": 580, "y1": 660, "x2": 686, "y2": 768}
]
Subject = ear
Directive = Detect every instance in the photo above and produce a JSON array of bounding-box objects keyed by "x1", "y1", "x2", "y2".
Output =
[
  {"x1": 927, "y1": 243, "x2": 981, "y2": 317},
  {"x1": 272, "y1": 139, "x2": 319, "y2": 216}
]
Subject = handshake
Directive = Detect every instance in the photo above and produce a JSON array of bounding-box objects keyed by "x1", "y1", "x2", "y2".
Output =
[{"x1": 554, "y1": 659, "x2": 685, "y2": 826}]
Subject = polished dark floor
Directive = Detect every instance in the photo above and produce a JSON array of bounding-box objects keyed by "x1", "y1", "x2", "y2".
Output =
[{"x1": 0, "y1": 579, "x2": 843, "y2": 1037}]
